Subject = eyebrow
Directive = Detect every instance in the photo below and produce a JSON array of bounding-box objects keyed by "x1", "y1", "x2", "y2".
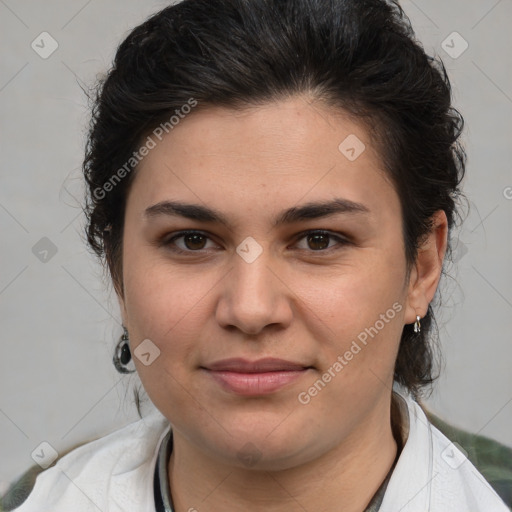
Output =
[{"x1": 144, "y1": 198, "x2": 370, "y2": 228}]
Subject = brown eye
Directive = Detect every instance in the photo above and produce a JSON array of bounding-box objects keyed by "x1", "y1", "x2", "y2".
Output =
[
  {"x1": 306, "y1": 233, "x2": 330, "y2": 250},
  {"x1": 294, "y1": 230, "x2": 349, "y2": 253},
  {"x1": 183, "y1": 233, "x2": 207, "y2": 250},
  {"x1": 164, "y1": 231, "x2": 217, "y2": 253}
]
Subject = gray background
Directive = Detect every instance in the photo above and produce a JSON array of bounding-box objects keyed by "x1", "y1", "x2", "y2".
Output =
[{"x1": 1, "y1": 0, "x2": 511, "y2": 488}]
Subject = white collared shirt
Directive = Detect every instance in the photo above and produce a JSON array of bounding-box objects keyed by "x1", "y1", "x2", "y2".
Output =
[
  {"x1": 12, "y1": 390, "x2": 509, "y2": 511},
  {"x1": 380, "y1": 390, "x2": 509, "y2": 511}
]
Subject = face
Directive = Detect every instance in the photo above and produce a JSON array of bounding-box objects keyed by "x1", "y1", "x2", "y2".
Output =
[{"x1": 118, "y1": 96, "x2": 433, "y2": 470}]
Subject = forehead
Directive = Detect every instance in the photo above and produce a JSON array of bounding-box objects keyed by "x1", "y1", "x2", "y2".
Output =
[{"x1": 126, "y1": 96, "x2": 398, "y2": 226}]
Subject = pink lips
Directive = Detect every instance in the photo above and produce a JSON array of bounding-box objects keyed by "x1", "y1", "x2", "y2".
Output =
[{"x1": 203, "y1": 358, "x2": 310, "y2": 396}]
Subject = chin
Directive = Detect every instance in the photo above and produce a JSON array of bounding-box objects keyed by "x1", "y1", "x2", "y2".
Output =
[{"x1": 200, "y1": 420, "x2": 319, "y2": 472}]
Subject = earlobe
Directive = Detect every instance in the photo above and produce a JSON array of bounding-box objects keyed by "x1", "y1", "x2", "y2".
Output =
[{"x1": 404, "y1": 210, "x2": 448, "y2": 325}]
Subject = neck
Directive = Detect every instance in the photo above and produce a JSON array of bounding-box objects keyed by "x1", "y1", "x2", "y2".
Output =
[{"x1": 168, "y1": 397, "x2": 400, "y2": 512}]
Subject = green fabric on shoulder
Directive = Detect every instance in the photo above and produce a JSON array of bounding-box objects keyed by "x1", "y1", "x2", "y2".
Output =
[
  {"x1": 426, "y1": 409, "x2": 512, "y2": 509},
  {"x1": 2, "y1": 414, "x2": 511, "y2": 511},
  {"x1": 0, "y1": 466, "x2": 44, "y2": 511},
  {"x1": 0, "y1": 438, "x2": 92, "y2": 512}
]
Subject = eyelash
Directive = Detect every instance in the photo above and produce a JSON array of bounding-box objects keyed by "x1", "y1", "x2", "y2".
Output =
[{"x1": 162, "y1": 230, "x2": 351, "y2": 255}]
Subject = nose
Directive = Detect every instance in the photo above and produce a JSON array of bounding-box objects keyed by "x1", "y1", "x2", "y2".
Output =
[{"x1": 215, "y1": 248, "x2": 293, "y2": 336}]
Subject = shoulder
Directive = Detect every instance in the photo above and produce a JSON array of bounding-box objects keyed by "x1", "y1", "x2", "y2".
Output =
[
  {"x1": 425, "y1": 408, "x2": 512, "y2": 509},
  {"x1": 1, "y1": 467, "x2": 44, "y2": 512},
  {"x1": 381, "y1": 390, "x2": 511, "y2": 512},
  {"x1": 1, "y1": 410, "x2": 170, "y2": 512}
]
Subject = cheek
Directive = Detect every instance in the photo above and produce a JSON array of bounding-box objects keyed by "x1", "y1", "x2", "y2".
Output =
[
  {"x1": 295, "y1": 250, "x2": 406, "y2": 331},
  {"x1": 121, "y1": 257, "x2": 213, "y2": 415},
  {"x1": 123, "y1": 256, "x2": 215, "y2": 342},
  {"x1": 289, "y1": 252, "x2": 407, "y2": 389}
]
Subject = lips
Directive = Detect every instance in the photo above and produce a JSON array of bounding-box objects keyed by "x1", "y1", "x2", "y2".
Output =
[
  {"x1": 206, "y1": 357, "x2": 309, "y2": 373},
  {"x1": 202, "y1": 358, "x2": 311, "y2": 395}
]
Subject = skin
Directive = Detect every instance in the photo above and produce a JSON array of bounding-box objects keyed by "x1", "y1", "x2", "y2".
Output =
[{"x1": 117, "y1": 95, "x2": 448, "y2": 512}]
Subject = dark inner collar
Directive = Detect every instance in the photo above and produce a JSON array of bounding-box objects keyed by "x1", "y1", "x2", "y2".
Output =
[{"x1": 154, "y1": 430, "x2": 174, "y2": 512}]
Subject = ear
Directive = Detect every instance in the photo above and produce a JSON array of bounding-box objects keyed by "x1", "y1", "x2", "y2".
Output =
[{"x1": 404, "y1": 210, "x2": 448, "y2": 324}]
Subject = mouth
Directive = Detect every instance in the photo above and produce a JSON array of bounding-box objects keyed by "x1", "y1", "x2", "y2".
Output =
[{"x1": 201, "y1": 358, "x2": 313, "y2": 396}]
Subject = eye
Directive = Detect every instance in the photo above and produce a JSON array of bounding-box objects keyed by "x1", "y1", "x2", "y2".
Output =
[
  {"x1": 294, "y1": 230, "x2": 349, "y2": 252},
  {"x1": 164, "y1": 231, "x2": 219, "y2": 253}
]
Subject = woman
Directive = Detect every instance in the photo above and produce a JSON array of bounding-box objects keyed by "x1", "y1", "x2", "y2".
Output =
[{"x1": 2, "y1": 0, "x2": 511, "y2": 510}]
